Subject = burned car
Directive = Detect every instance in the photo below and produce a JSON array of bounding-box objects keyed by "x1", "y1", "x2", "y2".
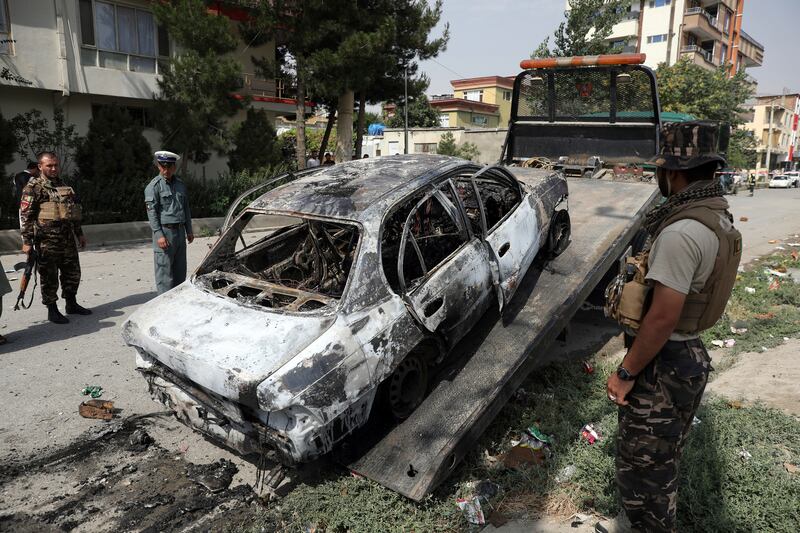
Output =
[{"x1": 123, "y1": 155, "x2": 569, "y2": 465}]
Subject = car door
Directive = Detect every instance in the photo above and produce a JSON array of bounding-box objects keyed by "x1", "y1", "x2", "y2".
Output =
[
  {"x1": 397, "y1": 185, "x2": 496, "y2": 347},
  {"x1": 474, "y1": 169, "x2": 540, "y2": 308}
]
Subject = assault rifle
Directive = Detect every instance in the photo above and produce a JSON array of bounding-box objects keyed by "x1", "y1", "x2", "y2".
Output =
[{"x1": 13, "y1": 247, "x2": 38, "y2": 310}]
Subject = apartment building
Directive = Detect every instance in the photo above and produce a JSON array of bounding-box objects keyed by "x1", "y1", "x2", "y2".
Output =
[
  {"x1": 0, "y1": 0, "x2": 300, "y2": 179},
  {"x1": 744, "y1": 94, "x2": 800, "y2": 173},
  {"x1": 603, "y1": 0, "x2": 764, "y2": 77}
]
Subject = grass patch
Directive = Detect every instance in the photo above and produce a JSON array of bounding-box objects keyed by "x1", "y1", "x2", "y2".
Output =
[
  {"x1": 250, "y1": 355, "x2": 800, "y2": 532},
  {"x1": 701, "y1": 251, "x2": 800, "y2": 355}
]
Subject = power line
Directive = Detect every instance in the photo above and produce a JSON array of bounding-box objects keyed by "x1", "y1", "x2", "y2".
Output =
[{"x1": 427, "y1": 57, "x2": 467, "y2": 79}]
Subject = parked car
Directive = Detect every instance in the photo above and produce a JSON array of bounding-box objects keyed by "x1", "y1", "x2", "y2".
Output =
[
  {"x1": 769, "y1": 174, "x2": 793, "y2": 188},
  {"x1": 122, "y1": 155, "x2": 570, "y2": 465},
  {"x1": 784, "y1": 171, "x2": 800, "y2": 187}
]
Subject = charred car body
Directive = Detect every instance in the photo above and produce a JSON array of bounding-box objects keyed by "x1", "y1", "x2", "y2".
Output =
[{"x1": 123, "y1": 155, "x2": 569, "y2": 464}]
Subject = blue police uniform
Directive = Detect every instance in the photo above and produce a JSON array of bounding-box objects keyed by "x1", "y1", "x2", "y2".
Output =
[{"x1": 145, "y1": 152, "x2": 193, "y2": 294}]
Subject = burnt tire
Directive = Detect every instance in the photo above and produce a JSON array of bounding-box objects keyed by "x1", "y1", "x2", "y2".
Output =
[
  {"x1": 385, "y1": 353, "x2": 429, "y2": 421},
  {"x1": 545, "y1": 209, "x2": 571, "y2": 260}
]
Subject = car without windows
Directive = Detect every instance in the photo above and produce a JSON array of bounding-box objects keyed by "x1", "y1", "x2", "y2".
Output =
[{"x1": 122, "y1": 155, "x2": 569, "y2": 465}]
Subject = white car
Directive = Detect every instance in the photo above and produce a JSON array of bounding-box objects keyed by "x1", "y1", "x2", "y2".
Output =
[
  {"x1": 123, "y1": 155, "x2": 570, "y2": 465},
  {"x1": 769, "y1": 174, "x2": 793, "y2": 188},
  {"x1": 784, "y1": 171, "x2": 800, "y2": 187}
]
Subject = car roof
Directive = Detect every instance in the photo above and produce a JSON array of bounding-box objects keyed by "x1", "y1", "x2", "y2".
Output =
[{"x1": 249, "y1": 155, "x2": 473, "y2": 222}]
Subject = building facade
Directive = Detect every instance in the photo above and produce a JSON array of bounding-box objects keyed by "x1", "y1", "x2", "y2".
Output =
[
  {"x1": 744, "y1": 94, "x2": 800, "y2": 173},
  {"x1": 0, "y1": 0, "x2": 301, "y2": 179},
  {"x1": 602, "y1": 0, "x2": 764, "y2": 76}
]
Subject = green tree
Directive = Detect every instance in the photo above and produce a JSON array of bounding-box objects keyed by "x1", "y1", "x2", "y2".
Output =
[
  {"x1": 74, "y1": 105, "x2": 154, "y2": 224},
  {"x1": 533, "y1": 0, "x2": 627, "y2": 57},
  {"x1": 10, "y1": 108, "x2": 81, "y2": 174},
  {"x1": 727, "y1": 128, "x2": 757, "y2": 170},
  {"x1": 657, "y1": 58, "x2": 753, "y2": 125},
  {"x1": 386, "y1": 94, "x2": 440, "y2": 128},
  {"x1": 152, "y1": 0, "x2": 242, "y2": 173},
  {"x1": 0, "y1": 110, "x2": 17, "y2": 172},
  {"x1": 227, "y1": 109, "x2": 282, "y2": 173},
  {"x1": 436, "y1": 132, "x2": 480, "y2": 161}
]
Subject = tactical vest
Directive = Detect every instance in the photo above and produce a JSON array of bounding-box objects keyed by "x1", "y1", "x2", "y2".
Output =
[
  {"x1": 605, "y1": 198, "x2": 742, "y2": 334},
  {"x1": 37, "y1": 185, "x2": 82, "y2": 224}
]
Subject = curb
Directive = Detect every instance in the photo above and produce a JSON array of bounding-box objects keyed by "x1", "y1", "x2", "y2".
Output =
[{"x1": 0, "y1": 217, "x2": 224, "y2": 255}]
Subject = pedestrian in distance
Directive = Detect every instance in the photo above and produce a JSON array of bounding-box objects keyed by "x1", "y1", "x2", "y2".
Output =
[
  {"x1": 322, "y1": 152, "x2": 335, "y2": 166},
  {"x1": 748, "y1": 172, "x2": 756, "y2": 196},
  {"x1": 19, "y1": 152, "x2": 92, "y2": 324},
  {"x1": 306, "y1": 154, "x2": 320, "y2": 168},
  {"x1": 145, "y1": 151, "x2": 194, "y2": 295},
  {"x1": 600, "y1": 121, "x2": 741, "y2": 533}
]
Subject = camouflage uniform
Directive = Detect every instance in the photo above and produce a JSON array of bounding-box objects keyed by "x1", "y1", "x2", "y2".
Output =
[
  {"x1": 19, "y1": 176, "x2": 84, "y2": 306},
  {"x1": 616, "y1": 339, "x2": 712, "y2": 532}
]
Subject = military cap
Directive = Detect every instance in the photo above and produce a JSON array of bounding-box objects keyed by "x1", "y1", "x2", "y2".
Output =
[
  {"x1": 650, "y1": 120, "x2": 730, "y2": 170},
  {"x1": 154, "y1": 150, "x2": 180, "y2": 164}
]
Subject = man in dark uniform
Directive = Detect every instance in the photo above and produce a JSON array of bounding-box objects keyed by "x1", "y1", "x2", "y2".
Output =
[
  {"x1": 14, "y1": 161, "x2": 40, "y2": 207},
  {"x1": 19, "y1": 152, "x2": 92, "y2": 324},
  {"x1": 144, "y1": 151, "x2": 194, "y2": 295},
  {"x1": 598, "y1": 122, "x2": 742, "y2": 533}
]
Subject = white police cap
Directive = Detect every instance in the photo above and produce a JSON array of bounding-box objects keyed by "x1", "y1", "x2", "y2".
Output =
[{"x1": 154, "y1": 150, "x2": 180, "y2": 164}]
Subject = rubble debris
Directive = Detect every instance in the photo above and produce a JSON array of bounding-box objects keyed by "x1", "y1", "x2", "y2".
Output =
[
  {"x1": 466, "y1": 479, "x2": 500, "y2": 500},
  {"x1": 727, "y1": 400, "x2": 743, "y2": 409},
  {"x1": 579, "y1": 424, "x2": 600, "y2": 444},
  {"x1": 570, "y1": 513, "x2": 592, "y2": 527},
  {"x1": 710, "y1": 339, "x2": 736, "y2": 348},
  {"x1": 488, "y1": 510, "x2": 509, "y2": 527},
  {"x1": 730, "y1": 326, "x2": 748, "y2": 335},
  {"x1": 754, "y1": 312, "x2": 775, "y2": 320},
  {"x1": 768, "y1": 240, "x2": 779, "y2": 244},
  {"x1": 456, "y1": 496, "x2": 485, "y2": 525},
  {"x1": 142, "y1": 494, "x2": 175, "y2": 509},
  {"x1": 127, "y1": 428, "x2": 154, "y2": 452},
  {"x1": 738, "y1": 216, "x2": 748, "y2": 222},
  {"x1": 81, "y1": 385, "x2": 104, "y2": 398},
  {"x1": 79, "y1": 399, "x2": 115, "y2": 420},
  {"x1": 186, "y1": 459, "x2": 238, "y2": 493}
]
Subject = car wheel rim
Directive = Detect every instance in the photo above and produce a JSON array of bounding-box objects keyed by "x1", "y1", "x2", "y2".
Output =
[{"x1": 388, "y1": 356, "x2": 427, "y2": 419}]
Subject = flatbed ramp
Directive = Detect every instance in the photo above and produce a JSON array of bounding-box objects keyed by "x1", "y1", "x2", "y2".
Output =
[{"x1": 340, "y1": 178, "x2": 659, "y2": 500}]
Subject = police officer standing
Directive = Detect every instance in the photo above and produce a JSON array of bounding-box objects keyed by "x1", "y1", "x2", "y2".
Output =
[
  {"x1": 598, "y1": 122, "x2": 741, "y2": 533},
  {"x1": 19, "y1": 151, "x2": 92, "y2": 324},
  {"x1": 145, "y1": 151, "x2": 193, "y2": 295}
]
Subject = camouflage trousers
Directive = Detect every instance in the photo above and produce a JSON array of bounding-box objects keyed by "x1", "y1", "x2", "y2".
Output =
[
  {"x1": 38, "y1": 229, "x2": 82, "y2": 306},
  {"x1": 616, "y1": 338, "x2": 712, "y2": 533}
]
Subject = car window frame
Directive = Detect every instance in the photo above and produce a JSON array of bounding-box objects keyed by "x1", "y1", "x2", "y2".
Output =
[
  {"x1": 472, "y1": 168, "x2": 525, "y2": 234},
  {"x1": 396, "y1": 188, "x2": 471, "y2": 294}
]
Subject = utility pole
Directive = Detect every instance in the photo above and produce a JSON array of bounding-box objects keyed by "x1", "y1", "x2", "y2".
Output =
[{"x1": 404, "y1": 65, "x2": 409, "y2": 154}]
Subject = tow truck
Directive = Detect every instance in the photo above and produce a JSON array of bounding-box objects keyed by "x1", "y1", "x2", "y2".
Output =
[{"x1": 337, "y1": 53, "x2": 662, "y2": 499}]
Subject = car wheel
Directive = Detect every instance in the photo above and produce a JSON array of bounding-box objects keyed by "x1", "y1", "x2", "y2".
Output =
[
  {"x1": 386, "y1": 353, "x2": 429, "y2": 420},
  {"x1": 545, "y1": 209, "x2": 571, "y2": 259}
]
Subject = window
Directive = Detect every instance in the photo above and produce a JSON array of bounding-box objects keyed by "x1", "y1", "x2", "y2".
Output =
[
  {"x1": 79, "y1": 0, "x2": 169, "y2": 74},
  {"x1": 0, "y1": 0, "x2": 12, "y2": 55},
  {"x1": 648, "y1": 0, "x2": 670, "y2": 7},
  {"x1": 646, "y1": 34, "x2": 668, "y2": 44},
  {"x1": 723, "y1": 10, "x2": 732, "y2": 33},
  {"x1": 611, "y1": 39, "x2": 626, "y2": 50},
  {"x1": 719, "y1": 43, "x2": 728, "y2": 66},
  {"x1": 474, "y1": 173, "x2": 521, "y2": 231},
  {"x1": 464, "y1": 90, "x2": 483, "y2": 102},
  {"x1": 503, "y1": 91, "x2": 512, "y2": 102},
  {"x1": 414, "y1": 143, "x2": 438, "y2": 154},
  {"x1": 453, "y1": 178, "x2": 484, "y2": 235},
  {"x1": 472, "y1": 115, "x2": 488, "y2": 126},
  {"x1": 439, "y1": 113, "x2": 450, "y2": 127}
]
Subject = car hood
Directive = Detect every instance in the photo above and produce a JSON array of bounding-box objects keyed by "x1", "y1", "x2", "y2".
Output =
[{"x1": 122, "y1": 282, "x2": 336, "y2": 406}]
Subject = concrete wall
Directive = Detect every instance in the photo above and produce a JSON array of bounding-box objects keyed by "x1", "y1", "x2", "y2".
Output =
[
  {"x1": 378, "y1": 127, "x2": 506, "y2": 165},
  {"x1": 639, "y1": 0, "x2": 686, "y2": 69}
]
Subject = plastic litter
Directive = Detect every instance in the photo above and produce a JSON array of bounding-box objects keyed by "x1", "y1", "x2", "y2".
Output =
[
  {"x1": 466, "y1": 479, "x2": 500, "y2": 500},
  {"x1": 692, "y1": 416, "x2": 702, "y2": 426},
  {"x1": 526, "y1": 425, "x2": 553, "y2": 445},
  {"x1": 500, "y1": 445, "x2": 546, "y2": 469},
  {"x1": 768, "y1": 279, "x2": 780, "y2": 291},
  {"x1": 738, "y1": 449, "x2": 752, "y2": 461},
  {"x1": 582, "y1": 360, "x2": 594, "y2": 374},
  {"x1": 711, "y1": 339, "x2": 735, "y2": 348},
  {"x1": 81, "y1": 385, "x2": 103, "y2": 398},
  {"x1": 744, "y1": 287, "x2": 756, "y2": 294},
  {"x1": 556, "y1": 464, "x2": 577, "y2": 483},
  {"x1": 580, "y1": 424, "x2": 600, "y2": 444},
  {"x1": 730, "y1": 326, "x2": 748, "y2": 335},
  {"x1": 765, "y1": 268, "x2": 788, "y2": 278},
  {"x1": 456, "y1": 496, "x2": 485, "y2": 525}
]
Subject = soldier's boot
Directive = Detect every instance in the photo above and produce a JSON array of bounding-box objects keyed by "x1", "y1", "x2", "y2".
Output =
[
  {"x1": 65, "y1": 296, "x2": 92, "y2": 315},
  {"x1": 595, "y1": 512, "x2": 633, "y2": 533},
  {"x1": 47, "y1": 304, "x2": 69, "y2": 324}
]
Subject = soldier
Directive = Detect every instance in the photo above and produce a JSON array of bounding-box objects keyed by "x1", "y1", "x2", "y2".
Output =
[
  {"x1": 20, "y1": 152, "x2": 92, "y2": 324},
  {"x1": 599, "y1": 122, "x2": 741, "y2": 533},
  {"x1": 145, "y1": 151, "x2": 194, "y2": 295}
]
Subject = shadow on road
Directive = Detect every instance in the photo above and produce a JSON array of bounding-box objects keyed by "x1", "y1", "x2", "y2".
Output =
[{"x1": 0, "y1": 291, "x2": 155, "y2": 354}]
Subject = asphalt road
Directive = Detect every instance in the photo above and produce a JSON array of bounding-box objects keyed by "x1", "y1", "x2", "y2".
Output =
[{"x1": 0, "y1": 186, "x2": 798, "y2": 530}]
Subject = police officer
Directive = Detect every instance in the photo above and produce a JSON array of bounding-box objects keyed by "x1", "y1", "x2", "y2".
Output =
[
  {"x1": 145, "y1": 151, "x2": 193, "y2": 295},
  {"x1": 748, "y1": 172, "x2": 756, "y2": 196},
  {"x1": 19, "y1": 151, "x2": 91, "y2": 324},
  {"x1": 598, "y1": 122, "x2": 741, "y2": 533}
]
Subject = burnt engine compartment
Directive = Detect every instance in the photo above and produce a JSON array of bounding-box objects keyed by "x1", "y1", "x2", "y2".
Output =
[{"x1": 197, "y1": 218, "x2": 359, "y2": 311}]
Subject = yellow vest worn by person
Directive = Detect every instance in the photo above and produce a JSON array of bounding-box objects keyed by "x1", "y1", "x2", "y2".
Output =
[
  {"x1": 605, "y1": 197, "x2": 742, "y2": 334},
  {"x1": 37, "y1": 183, "x2": 82, "y2": 224}
]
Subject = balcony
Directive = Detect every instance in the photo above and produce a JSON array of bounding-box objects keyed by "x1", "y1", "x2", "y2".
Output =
[
  {"x1": 239, "y1": 74, "x2": 299, "y2": 100},
  {"x1": 739, "y1": 30, "x2": 765, "y2": 67},
  {"x1": 683, "y1": 7, "x2": 721, "y2": 40},
  {"x1": 681, "y1": 44, "x2": 715, "y2": 69}
]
